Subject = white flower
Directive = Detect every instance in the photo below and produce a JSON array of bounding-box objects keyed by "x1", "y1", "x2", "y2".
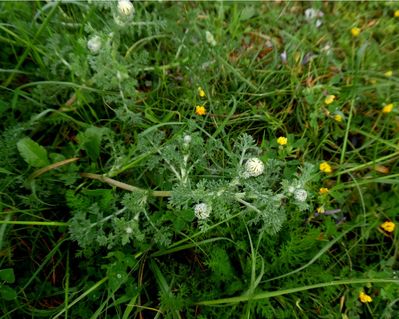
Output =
[
  {"x1": 205, "y1": 31, "x2": 217, "y2": 47},
  {"x1": 304, "y1": 8, "x2": 324, "y2": 21},
  {"x1": 244, "y1": 158, "x2": 264, "y2": 178},
  {"x1": 194, "y1": 203, "x2": 211, "y2": 219},
  {"x1": 118, "y1": 0, "x2": 135, "y2": 16},
  {"x1": 87, "y1": 36, "x2": 102, "y2": 54},
  {"x1": 294, "y1": 189, "x2": 308, "y2": 202},
  {"x1": 126, "y1": 226, "x2": 133, "y2": 234},
  {"x1": 183, "y1": 135, "x2": 192, "y2": 144},
  {"x1": 288, "y1": 186, "x2": 295, "y2": 193}
]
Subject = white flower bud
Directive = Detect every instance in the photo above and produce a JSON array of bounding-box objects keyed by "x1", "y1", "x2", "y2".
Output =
[
  {"x1": 126, "y1": 226, "x2": 133, "y2": 234},
  {"x1": 194, "y1": 203, "x2": 211, "y2": 220},
  {"x1": 183, "y1": 135, "x2": 192, "y2": 144},
  {"x1": 87, "y1": 36, "x2": 101, "y2": 54},
  {"x1": 118, "y1": 0, "x2": 135, "y2": 16},
  {"x1": 205, "y1": 31, "x2": 217, "y2": 47},
  {"x1": 244, "y1": 158, "x2": 264, "y2": 178},
  {"x1": 294, "y1": 189, "x2": 308, "y2": 202}
]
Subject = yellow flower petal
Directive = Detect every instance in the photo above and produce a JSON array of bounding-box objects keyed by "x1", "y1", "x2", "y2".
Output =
[
  {"x1": 384, "y1": 70, "x2": 393, "y2": 77},
  {"x1": 380, "y1": 221, "x2": 395, "y2": 233},
  {"x1": 198, "y1": 87, "x2": 206, "y2": 98},
  {"x1": 382, "y1": 103, "x2": 393, "y2": 113},
  {"x1": 359, "y1": 291, "x2": 372, "y2": 303},
  {"x1": 277, "y1": 136, "x2": 288, "y2": 146},
  {"x1": 319, "y1": 187, "x2": 329, "y2": 195},
  {"x1": 195, "y1": 105, "x2": 206, "y2": 116},
  {"x1": 319, "y1": 162, "x2": 332, "y2": 174},
  {"x1": 324, "y1": 95, "x2": 336, "y2": 105},
  {"x1": 334, "y1": 114, "x2": 343, "y2": 122},
  {"x1": 395, "y1": 10, "x2": 399, "y2": 18},
  {"x1": 351, "y1": 27, "x2": 361, "y2": 37}
]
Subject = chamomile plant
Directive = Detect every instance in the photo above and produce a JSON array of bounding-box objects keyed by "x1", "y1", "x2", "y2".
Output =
[{"x1": 68, "y1": 122, "x2": 318, "y2": 253}]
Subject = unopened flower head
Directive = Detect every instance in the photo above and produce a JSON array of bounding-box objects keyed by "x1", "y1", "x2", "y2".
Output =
[
  {"x1": 194, "y1": 203, "x2": 211, "y2": 219},
  {"x1": 382, "y1": 103, "x2": 393, "y2": 113},
  {"x1": 87, "y1": 36, "x2": 102, "y2": 54},
  {"x1": 334, "y1": 114, "x2": 343, "y2": 122},
  {"x1": 319, "y1": 161, "x2": 332, "y2": 173},
  {"x1": 205, "y1": 31, "x2": 217, "y2": 47},
  {"x1": 198, "y1": 87, "x2": 206, "y2": 98},
  {"x1": 118, "y1": 0, "x2": 135, "y2": 16},
  {"x1": 195, "y1": 105, "x2": 206, "y2": 116},
  {"x1": 244, "y1": 158, "x2": 265, "y2": 178},
  {"x1": 351, "y1": 27, "x2": 361, "y2": 37},
  {"x1": 277, "y1": 136, "x2": 288, "y2": 146},
  {"x1": 384, "y1": 70, "x2": 393, "y2": 77},
  {"x1": 319, "y1": 187, "x2": 329, "y2": 195},
  {"x1": 359, "y1": 291, "x2": 372, "y2": 303},
  {"x1": 183, "y1": 135, "x2": 192, "y2": 144},
  {"x1": 126, "y1": 226, "x2": 133, "y2": 234},
  {"x1": 324, "y1": 95, "x2": 336, "y2": 105},
  {"x1": 380, "y1": 221, "x2": 395, "y2": 233},
  {"x1": 294, "y1": 189, "x2": 308, "y2": 202}
]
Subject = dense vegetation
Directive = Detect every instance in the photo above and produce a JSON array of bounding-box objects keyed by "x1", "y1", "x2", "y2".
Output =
[{"x1": 1, "y1": 2, "x2": 398, "y2": 318}]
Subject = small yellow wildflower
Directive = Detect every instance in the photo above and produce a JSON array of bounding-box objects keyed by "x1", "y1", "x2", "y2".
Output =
[
  {"x1": 198, "y1": 87, "x2": 206, "y2": 98},
  {"x1": 195, "y1": 105, "x2": 206, "y2": 116},
  {"x1": 317, "y1": 206, "x2": 325, "y2": 214},
  {"x1": 277, "y1": 136, "x2": 288, "y2": 146},
  {"x1": 351, "y1": 27, "x2": 361, "y2": 37},
  {"x1": 334, "y1": 114, "x2": 343, "y2": 122},
  {"x1": 359, "y1": 291, "x2": 372, "y2": 303},
  {"x1": 382, "y1": 103, "x2": 393, "y2": 113},
  {"x1": 320, "y1": 162, "x2": 332, "y2": 174},
  {"x1": 324, "y1": 95, "x2": 336, "y2": 105},
  {"x1": 319, "y1": 187, "x2": 329, "y2": 195},
  {"x1": 380, "y1": 221, "x2": 395, "y2": 233},
  {"x1": 384, "y1": 70, "x2": 393, "y2": 77},
  {"x1": 395, "y1": 10, "x2": 399, "y2": 18}
]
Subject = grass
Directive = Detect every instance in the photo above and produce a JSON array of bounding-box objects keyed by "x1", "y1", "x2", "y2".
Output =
[{"x1": 1, "y1": 1, "x2": 399, "y2": 318}]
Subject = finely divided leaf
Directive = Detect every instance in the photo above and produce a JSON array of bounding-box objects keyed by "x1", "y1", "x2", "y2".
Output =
[{"x1": 17, "y1": 137, "x2": 49, "y2": 168}]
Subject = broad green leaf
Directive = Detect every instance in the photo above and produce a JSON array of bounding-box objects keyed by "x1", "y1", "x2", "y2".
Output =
[
  {"x1": 77, "y1": 127, "x2": 108, "y2": 162},
  {"x1": 0, "y1": 268, "x2": 15, "y2": 283},
  {"x1": 0, "y1": 285, "x2": 17, "y2": 300},
  {"x1": 17, "y1": 137, "x2": 49, "y2": 168}
]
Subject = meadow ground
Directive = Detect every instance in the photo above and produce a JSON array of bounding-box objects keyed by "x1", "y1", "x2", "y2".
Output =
[{"x1": 0, "y1": 1, "x2": 399, "y2": 318}]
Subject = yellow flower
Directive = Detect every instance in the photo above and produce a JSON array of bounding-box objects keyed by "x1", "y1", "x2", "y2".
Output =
[
  {"x1": 320, "y1": 162, "x2": 332, "y2": 173},
  {"x1": 384, "y1": 70, "x2": 393, "y2": 77},
  {"x1": 359, "y1": 291, "x2": 372, "y2": 303},
  {"x1": 277, "y1": 136, "x2": 288, "y2": 146},
  {"x1": 317, "y1": 206, "x2": 325, "y2": 214},
  {"x1": 395, "y1": 10, "x2": 399, "y2": 18},
  {"x1": 324, "y1": 95, "x2": 336, "y2": 105},
  {"x1": 319, "y1": 187, "x2": 329, "y2": 195},
  {"x1": 382, "y1": 103, "x2": 393, "y2": 113},
  {"x1": 198, "y1": 87, "x2": 206, "y2": 98},
  {"x1": 334, "y1": 114, "x2": 343, "y2": 122},
  {"x1": 380, "y1": 221, "x2": 395, "y2": 233},
  {"x1": 195, "y1": 105, "x2": 206, "y2": 116},
  {"x1": 351, "y1": 27, "x2": 361, "y2": 37}
]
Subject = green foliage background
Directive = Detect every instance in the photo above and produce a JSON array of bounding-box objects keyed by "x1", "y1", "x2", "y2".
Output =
[{"x1": 0, "y1": 1, "x2": 398, "y2": 318}]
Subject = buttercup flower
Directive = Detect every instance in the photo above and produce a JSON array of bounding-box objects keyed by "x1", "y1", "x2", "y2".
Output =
[
  {"x1": 319, "y1": 162, "x2": 332, "y2": 173},
  {"x1": 319, "y1": 187, "x2": 329, "y2": 194},
  {"x1": 317, "y1": 206, "x2": 325, "y2": 214},
  {"x1": 395, "y1": 10, "x2": 399, "y2": 18},
  {"x1": 194, "y1": 203, "x2": 211, "y2": 219},
  {"x1": 384, "y1": 70, "x2": 393, "y2": 77},
  {"x1": 198, "y1": 87, "x2": 206, "y2": 98},
  {"x1": 118, "y1": 0, "x2": 135, "y2": 16},
  {"x1": 334, "y1": 114, "x2": 343, "y2": 122},
  {"x1": 359, "y1": 291, "x2": 372, "y2": 303},
  {"x1": 324, "y1": 95, "x2": 336, "y2": 105},
  {"x1": 380, "y1": 221, "x2": 395, "y2": 233},
  {"x1": 382, "y1": 103, "x2": 393, "y2": 113},
  {"x1": 195, "y1": 105, "x2": 206, "y2": 116},
  {"x1": 351, "y1": 27, "x2": 361, "y2": 37},
  {"x1": 277, "y1": 136, "x2": 288, "y2": 146},
  {"x1": 244, "y1": 158, "x2": 265, "y2": 178}
]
